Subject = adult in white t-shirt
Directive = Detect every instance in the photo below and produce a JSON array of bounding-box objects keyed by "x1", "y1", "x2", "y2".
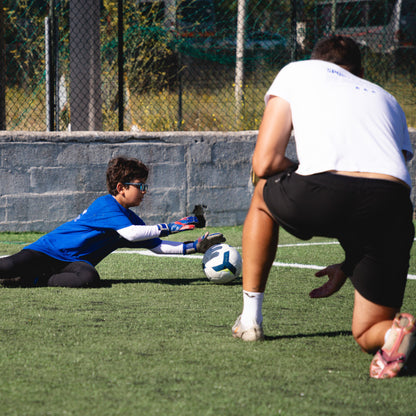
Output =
[
  {"x1": 232, "y1": 36, "x2": 415, "y2": 380},
  {"x1": 266, "y1": 60, "x2": 412, "y2": 185}
]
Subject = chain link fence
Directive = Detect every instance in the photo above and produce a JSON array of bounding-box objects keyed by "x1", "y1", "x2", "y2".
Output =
[{"x1": 1, "y1": 0, "x2": 415, "y2": 132}]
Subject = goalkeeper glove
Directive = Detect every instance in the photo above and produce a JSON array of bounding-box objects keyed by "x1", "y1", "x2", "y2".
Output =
[
  {"x1": 183, "y1": 232, "x2": 226, "y2": 255},
  {"x1": 157, "y1": 216, "x2": 199, "y2": 237}
]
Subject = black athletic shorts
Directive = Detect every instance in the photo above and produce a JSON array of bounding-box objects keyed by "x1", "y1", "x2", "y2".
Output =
[{"x1": 263, "y1": 169, "x2": 414, "y2": 308}]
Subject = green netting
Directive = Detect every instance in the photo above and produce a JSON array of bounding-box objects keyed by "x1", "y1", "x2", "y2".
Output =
[{"x1": 1, "y1": 0, "x2": 415, "y2": 131}]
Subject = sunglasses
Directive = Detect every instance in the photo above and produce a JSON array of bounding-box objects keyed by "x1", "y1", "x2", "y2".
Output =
[{"x1": 123, "y1": 182, "x2": 149, "y2": 191}]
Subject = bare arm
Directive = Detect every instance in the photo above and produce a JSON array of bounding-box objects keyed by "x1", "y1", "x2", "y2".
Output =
[{"x1": 252, "y1": 95, "x2": 294, "y2": 178}]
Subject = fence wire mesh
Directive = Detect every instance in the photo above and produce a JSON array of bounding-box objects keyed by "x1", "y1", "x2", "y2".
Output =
[{"x1": 1, "y1": 0, "x2": 415, "y2": 131}]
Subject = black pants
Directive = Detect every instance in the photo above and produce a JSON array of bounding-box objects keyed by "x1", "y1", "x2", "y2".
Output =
[
  {"x1": 263, "y1": 171, "x2": 414, "y2": 308},
  {"x1": 0, "y1": 249, "x2": 100, "y2": 288}
]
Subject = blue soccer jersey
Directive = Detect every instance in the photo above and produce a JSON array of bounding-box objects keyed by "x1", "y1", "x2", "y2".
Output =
[{"x1": 24, "y1": 195, "x2": 161, "y2": 265}]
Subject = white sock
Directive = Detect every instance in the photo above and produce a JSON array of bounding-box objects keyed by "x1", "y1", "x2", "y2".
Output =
[
  {"x1": 240, "y1": 290, "x2": 264, "y2": 327},
  {"x1": 384, "y1": 328, "x2": 392, "y2": 345}
]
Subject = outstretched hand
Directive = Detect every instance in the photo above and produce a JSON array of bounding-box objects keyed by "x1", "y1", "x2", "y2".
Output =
[
  {"x1": 183, "y1": 232, "x2": 226, "y2": 255},
  {"x1": 309, "y1": 263, "x2": 347, "y2": 298},
  {"x1": 168, "y1": 216, "x2": 199, "y2": 233},
  {"x1": 195, "y1": 232, "x2": 225, "y2": 253},
  {"x1": 158, "y1": 216, "x2": 199, "y2": 236}
]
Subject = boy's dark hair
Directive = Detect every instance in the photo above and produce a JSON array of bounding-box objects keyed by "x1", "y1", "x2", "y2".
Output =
[
  {"x1": 311, "y1": 36, "x2": 362, "y2": 76},
  {"x1": 106, "y1": 157, "x2": 149, "y2": 195}
]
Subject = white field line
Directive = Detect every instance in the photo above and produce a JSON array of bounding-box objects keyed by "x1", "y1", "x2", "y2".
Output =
[
  {"x1": 2, "y1": 240, "x2": 415, "y2": 279},
  {"x1": 113, "y1": 241, "x2": 416, "y2": 281}
]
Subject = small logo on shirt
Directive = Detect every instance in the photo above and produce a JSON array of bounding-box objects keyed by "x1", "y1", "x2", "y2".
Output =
[
  {"x1": 74, "y1": 209, "x2": 88, "y2": 222},
  {"x1": 327, "y1": 68, "x2": 346, "y2": 77}
]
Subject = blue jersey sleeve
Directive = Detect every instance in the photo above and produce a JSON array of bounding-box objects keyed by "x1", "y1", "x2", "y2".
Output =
[{"x1": 25, "y1": 195, "x2": 155, "y2": 265}]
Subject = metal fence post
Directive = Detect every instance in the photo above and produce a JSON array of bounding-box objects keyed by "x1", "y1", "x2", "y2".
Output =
[
  {"x1": 53, "y1": 1, "x2": 59, "y2": 131},
  {"x1": 177, "y1": 51, "x2": 183, "y2": 130},
  {"x1": 69, "y1": 0, "x2": 103, "y2": 131},
  {"x1": 291, "y1": 0, "x2": 298, "y2": 61},
  {"x1": 234, "y1": 0, "x2": 246, "y2": 130},
  {"x1": 45, "y1": 0, "x2": 59, "y2": 131},
  {"x1": 45, "y1": 15, "x2": 52, "y2": 130},
  {"x1": 118, "y1": 0, "x2": 124, "y2": 131},
  {"x1": 0, "y1": 3, "x2": 6, "y2": 130}
]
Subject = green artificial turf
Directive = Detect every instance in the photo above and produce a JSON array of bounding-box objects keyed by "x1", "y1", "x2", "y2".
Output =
[{"x1": 0, "y1": 227, "x2": 415, "y2": 416}]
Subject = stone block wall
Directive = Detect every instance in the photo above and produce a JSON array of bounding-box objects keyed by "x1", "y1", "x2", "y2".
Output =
[
  {"x1": 0, "y1": 129, "x2": 414, "y2": 232},
  {"x1": 0, "y1": 131, "x2": 258, "y2": 231}
]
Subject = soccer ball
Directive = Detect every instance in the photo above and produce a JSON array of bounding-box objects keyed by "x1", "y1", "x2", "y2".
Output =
[{"x1": 202, "y1": 244, "x2": 242, "y2": 284}]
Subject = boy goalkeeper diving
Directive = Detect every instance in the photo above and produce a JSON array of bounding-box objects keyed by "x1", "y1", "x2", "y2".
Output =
[{"x1": 0, "y1": 156, "x2": 224, "y2": 287}]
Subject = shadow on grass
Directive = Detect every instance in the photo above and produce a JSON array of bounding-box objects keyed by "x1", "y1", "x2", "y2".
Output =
[
  {"x1": 102, "y1": 277, "x2": 243, "y2": 286},
  {"x1": 1, "y1": 277, "x2": 242, "y2": 288},
  {"x1": 264, "y1": 330, "x2": 353, "y2": 341},
  {"x1": 262, "y1": 331, "x2": 416, "y2": 378},
  {"x1": 102, "y1": 278, "x2": 205, "y2": 286},
  {"x1": 401, "y1": 348, "x2": 416, "y2": 377}
]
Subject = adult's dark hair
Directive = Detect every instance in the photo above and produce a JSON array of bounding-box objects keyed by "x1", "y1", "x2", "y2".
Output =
[
  {"x1": 106, "y1": 156, "x2": 149, "y2": 195},
  {"x1": 311, "y1": 36, "x2": 362, "y2": 76}
]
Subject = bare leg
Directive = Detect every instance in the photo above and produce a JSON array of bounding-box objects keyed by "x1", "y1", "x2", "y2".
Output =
[
  {"x1": 232, "y1": 180, "x2": 279, "y2": 340},
  {"x1": 352, "y1": 290, "x2": 398, "y2": 354},
  {"x1": 242, "y1": 180, "x2": 279, "y2": 293}
]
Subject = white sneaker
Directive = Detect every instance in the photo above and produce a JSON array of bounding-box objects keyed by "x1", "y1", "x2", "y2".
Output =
[{"x1": 232, "y1": 315, "x2": 264, "y2": 341}]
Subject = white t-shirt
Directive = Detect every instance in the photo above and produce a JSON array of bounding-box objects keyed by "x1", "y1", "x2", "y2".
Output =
[{"x1": 265, "y1": 60, "x2": 413, "y2": 187}]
